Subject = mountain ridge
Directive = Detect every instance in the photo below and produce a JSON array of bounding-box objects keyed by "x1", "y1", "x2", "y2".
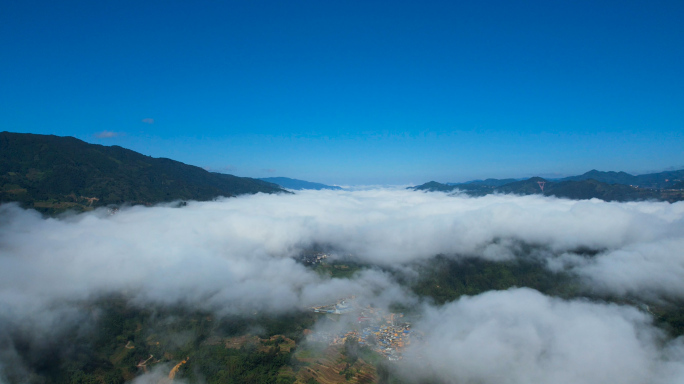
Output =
[
  {"x1": 0, "y1": 132, "x2": 286, "y2": 214},
  {"x1": 448, "y1": 169, "x2": 684, "y2": 190},
  {"x1": 412, "y1": 173, "x2": 684, "y2": 203}
]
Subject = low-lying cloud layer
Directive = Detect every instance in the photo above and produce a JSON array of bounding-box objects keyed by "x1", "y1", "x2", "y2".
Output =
[
  {"x1": 1, "y1": 188, "x2": 684, "y2": 382},
  {"x1": 403, "y1": 288, "x2": 684, "y2": 384},
  {"x1": 5, "y1": 188, "x2": 682, "y2": 303}
]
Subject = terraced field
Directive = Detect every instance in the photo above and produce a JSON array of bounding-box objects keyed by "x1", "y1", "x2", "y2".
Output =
[{"x1": 294, "y1": 345, "x2": 377, "y2": 384}]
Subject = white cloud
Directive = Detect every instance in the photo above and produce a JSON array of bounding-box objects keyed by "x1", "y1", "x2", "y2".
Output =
[
  {"x1": 94, "y1": 130, "x2": 120, "y2": 138},
  {"x1": 403, "y1": 288, "x2": 684, "y2": 384},
  {"x1": 1, "y1": 189, "x2": 684, "y2": 317},
  {"x1": 551, "y1": 237, "x2": 684, "y2": 302},
  {"x1": 2, "y1": 189, "x2": 684, "y2": 382}
]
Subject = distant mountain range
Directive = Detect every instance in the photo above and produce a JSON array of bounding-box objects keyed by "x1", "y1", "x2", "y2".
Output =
[
  {"x1": 259, "y1": 177, "x2": 343, "y2": 191},
  {"x1": 412, "y1": 170, "x2": 684, "y2": 202},
  {"x1": 450, "y1": 169, "x2": 684, "y2": 189},
  {"x1": 4, "y1": 131, "x2": 682, "y2": 212},
  {"x1": 0, "y1": 132, "x2": 286, "y2": 214}
]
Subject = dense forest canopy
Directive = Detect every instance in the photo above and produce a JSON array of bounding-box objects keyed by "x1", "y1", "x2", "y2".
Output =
[{"x1": 0, "y1": 132, "x2": 285, "y2": 214}]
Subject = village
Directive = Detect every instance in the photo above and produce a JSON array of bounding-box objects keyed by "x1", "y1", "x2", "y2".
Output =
[{"x1": 308, "y1": 298, "x2": 412, "y2": 361}]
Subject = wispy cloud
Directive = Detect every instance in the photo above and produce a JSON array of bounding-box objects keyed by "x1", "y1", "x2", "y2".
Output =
[
  {"x1": 204, "y1": 165, "x2": 237, "y2": 173},
  {"x1": 94, "y1": 130, "x2": 120, "y2": 138},
  {"x1": 220, "y1": 165, "x2": 237, "y2": 173},
  {"x1": 141, "y1": 118, "x2": 154, "y2": 124}
]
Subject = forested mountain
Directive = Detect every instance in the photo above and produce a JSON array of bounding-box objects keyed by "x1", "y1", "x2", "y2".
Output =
[
  {"x1": 560, "y1": 169, "x2": 684, "y2": 189},
  {"x1": 0, "y1": 132, "x2": 286, "y2": 214},
  {"x1": 560, "y1": 170, "x2": 636, "y2": 185},
  {"x1": 441, "y1": 169, "x2": 684, "y2": 192},
  {"x1": 259, "y1": 177, "x2": 343, "y2": 190},
  {"x1": 413, "y1": 175, "x2": 684, "y2": 202}
]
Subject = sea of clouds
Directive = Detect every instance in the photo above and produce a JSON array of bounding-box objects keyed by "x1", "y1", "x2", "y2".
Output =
[{"x1": 2, "y1": 188, "x2": 684, "y2": 383}]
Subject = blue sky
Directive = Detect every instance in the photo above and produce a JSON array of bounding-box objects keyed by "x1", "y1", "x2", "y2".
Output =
[{"x1": 1, "y1": 1, "x2": 683, "y2": 185}]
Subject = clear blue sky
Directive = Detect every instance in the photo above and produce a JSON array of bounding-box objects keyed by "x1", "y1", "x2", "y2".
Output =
[{"x1": 2, "y1": 1, "x2": 683, "y2": 185}]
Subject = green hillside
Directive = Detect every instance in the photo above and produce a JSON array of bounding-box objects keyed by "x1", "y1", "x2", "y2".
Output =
[
  {"x1": 412, "y1": 177, "x2": 684, "y2": 202},
  {"x1": 561, "y1": 169, "x2": 684, "y2": 189},
  {"x1": 0, "y1": 132, "x2": 286, "y2": 214}
]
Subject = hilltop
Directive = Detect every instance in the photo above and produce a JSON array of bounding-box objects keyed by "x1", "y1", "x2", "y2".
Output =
[
  {"x1": 412, "y1": 171, "x2": 684, "y2": 202},
  {"x1": 560, "y1": 169, "x2": 684, "y2": 189},
  {"x1": 0, "y1": 132, "x2": 286, "y2": 214}
]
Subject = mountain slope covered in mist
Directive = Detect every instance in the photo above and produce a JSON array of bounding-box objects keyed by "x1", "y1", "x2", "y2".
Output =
[{"x1": 0, "y1": 132, "x2": 286, "y2": 214}]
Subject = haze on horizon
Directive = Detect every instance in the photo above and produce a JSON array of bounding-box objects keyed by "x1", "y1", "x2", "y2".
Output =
[{"x1": 2, "y1": 1, "x2": 683, "y2": 185}]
